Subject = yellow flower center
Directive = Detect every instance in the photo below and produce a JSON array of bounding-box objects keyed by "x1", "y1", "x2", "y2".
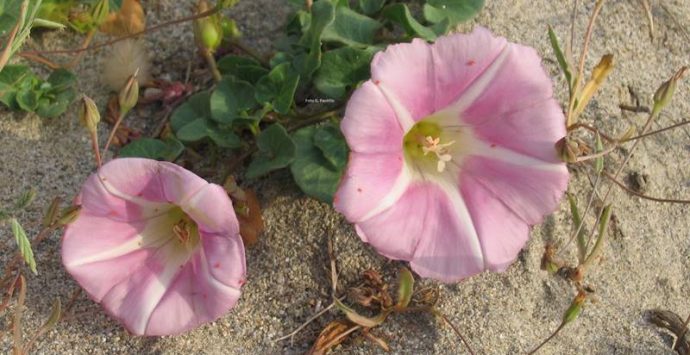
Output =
[{"x1": 403, "y1": 121, "x2": 457, "y2": 173}]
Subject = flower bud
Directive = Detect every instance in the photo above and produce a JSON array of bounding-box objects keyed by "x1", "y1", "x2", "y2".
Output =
[
  {"x1": 555, "y1": 137, "x2": 577, "y2": 163},
  {"x1": 194, "y1": 0, "x2": 223, "y2": 53},
  {"x1": 58, "y1": 206, "x2": 82, "y2": 226},
  {"x1": 563, "y1": 291, "x2": 587, "y2": 325},
  {"x1": 79, "y1": 95, "x2": 100, "y2": 134},
  {"x1": 219, "y1": 0, "x2": 239, "y2": 8},
  {"x1": 653, "y1": 66, "x2": 687, "y2": 113},
  {"x1": 91, "y1": 0, "x2": 110, "y2": 27},
  {"x1": 221, "y1": 18, "x2": 241, "y2": 40},
  {"x1": 118, "y1": 70, "x2": 139, "y2": 114}
]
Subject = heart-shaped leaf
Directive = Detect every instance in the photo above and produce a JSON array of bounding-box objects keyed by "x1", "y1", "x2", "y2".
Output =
[
  {"x1": 246, "y1": 123, "x2": 296, "y2": 178},
  {"x1": 290, "y1": 124, "x2": 347, "y2": 203},
  {"x1": 118, "y1": 138, "x2": 184, "y2": 161},
  {"x1": 210, "y1": 77, "x2": 257, "y2": 124},
  {"x1": 314, "y1": 46, "x2": 377, "y2": 99}
]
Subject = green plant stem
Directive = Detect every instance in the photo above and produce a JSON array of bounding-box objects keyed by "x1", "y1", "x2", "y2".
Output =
[
  {"x1": 566, "y1": 0, "x2": 606, "y2": 126},
  {"x1": 201, "y1": 49, "x2": 222, "y2": 82}
]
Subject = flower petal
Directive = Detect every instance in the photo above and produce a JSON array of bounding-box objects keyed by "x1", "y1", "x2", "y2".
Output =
[
  {"x1": 145, "y1": 232, "x2": 244, "y2": 335},
  {"x1": 341, "y1": 81, "x2": 405, "y2": 154},
  {"x1": 458, "y1": 42, "x2": 566, "y2": 162},
  {"x1": 92, "y1": 158, "x2": 208, "y2": 205},
  {"x1": 181, "y1": 184, "x2": 239, "y2": 235},
  {"x1": 430, "y1": 27, "x2": 508, "y2": 111},
  {"x1": 63, "y1": 158, "x2": 246, "y2": 335},
  {"x1": 460, "y1": 174, "x2": 529, "y2": 271},
  {"x1": 370, "y1": 38, "x2": 434, "y2": 125},
  {"x1": 356, "y1": 182, "x2": 484, "y2": 281},
  {"x1": 78, "y1": 173, "x2": 169, "y2": 222},
  {"x1": 334, "y1": 151, "x2": 408, "y2": 223},
  {"x1": 62, "y1": 212, "x2": 175, "y2": 274},
  {"x1": 462, "y1": 155, "x2": 568, "y2": 225}
]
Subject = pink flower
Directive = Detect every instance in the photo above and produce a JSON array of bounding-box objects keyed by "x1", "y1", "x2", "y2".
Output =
[
  {"x1": 334, "y1": 28, "x2": 569, "y2": 282},
  {"x1": 62, "y1": 158, "x2": 246, "y2": 335}
]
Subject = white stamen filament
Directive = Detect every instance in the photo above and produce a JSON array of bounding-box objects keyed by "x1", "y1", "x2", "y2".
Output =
[{"x1": 422, "y1": 136, "x2": 456, "y2": 172}]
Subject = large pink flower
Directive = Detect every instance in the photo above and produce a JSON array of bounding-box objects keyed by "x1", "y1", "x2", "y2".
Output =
[
  {"x1": 334, "y1": 27, "x2": 569, "y2": 282},
  {"x1": 62, "y1": 158, "x2": 246, "y2": 335}
]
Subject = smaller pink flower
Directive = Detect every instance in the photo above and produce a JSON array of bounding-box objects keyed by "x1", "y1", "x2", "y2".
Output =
[
  {"x1": 334, "y1": 28, "x2": 569, "y2": 282},
  {"x1": 62, "y1": 158, "x2": 246, "y2": 336}
]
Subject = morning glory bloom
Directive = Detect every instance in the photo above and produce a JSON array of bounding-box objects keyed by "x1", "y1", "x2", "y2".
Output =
[
  {"x1": 62, "y1": 158, "x2": 246, "y2": 335},
  {"x1": 334, "y1": 27, "x2": 569, "y2": 282}
]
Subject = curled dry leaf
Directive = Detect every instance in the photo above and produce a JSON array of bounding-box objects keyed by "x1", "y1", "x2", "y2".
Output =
[
  {"x1": 308, "y1": 320, "x2": 356, "y2": 355},
  {"x1": 224, "y1": 177, "x2": 264, "y2": 247},
  {"x1": 99, "y1": 0, "x2": 146, "y2": 36}
]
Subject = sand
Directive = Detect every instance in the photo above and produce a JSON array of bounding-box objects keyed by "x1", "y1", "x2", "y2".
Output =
[{"x1": 1, "y1": 0, "x2": 689, "y2": 354}]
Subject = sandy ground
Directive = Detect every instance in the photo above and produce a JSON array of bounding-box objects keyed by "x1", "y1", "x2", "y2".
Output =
[{"x1": 1, "y1": 0, "x2": 689, "y2": 354}]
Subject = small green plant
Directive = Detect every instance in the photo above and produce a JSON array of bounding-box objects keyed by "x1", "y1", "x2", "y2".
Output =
[{"x1": 0, "y1": 64, "x2": 77, "y2": 118}]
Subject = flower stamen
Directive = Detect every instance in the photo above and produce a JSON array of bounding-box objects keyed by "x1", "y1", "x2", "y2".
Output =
[
  {"x1": 173, "y1": 219, "x2": 192, "y2": 244},
  {"x1": 422, "y1": 136, "x2": 455, "y2": 172}
]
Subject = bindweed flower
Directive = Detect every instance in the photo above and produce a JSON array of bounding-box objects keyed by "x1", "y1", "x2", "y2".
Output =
[
  {"x1": 334, "y1": 28, "x2": 569, "y2": 282},
  {"x1": 62, "y1": 158, "x2": 246, "y2": 335}
]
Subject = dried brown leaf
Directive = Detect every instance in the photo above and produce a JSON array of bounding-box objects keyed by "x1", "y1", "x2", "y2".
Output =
[
  {"x1": 308, "y1": 320, "x2": 356, "y2": 355},
  {"x1": 99, "y1": 0, "x2": 146, "y2": 36}
]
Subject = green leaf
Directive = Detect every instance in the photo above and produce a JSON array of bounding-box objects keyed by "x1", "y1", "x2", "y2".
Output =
[
  {"x1": 548, "y1": 26, "x2": 573, "y2": 94},
  {"x1": 34, "y1": 88, "x2": 76, "y2": 118},
  {"x1": 358, "y1": 0, "x2": 386, "y2": 15},
  {"x1": 293, "y1": 0, "x2": 335, "y2": 80},
  {"x1": 208, "y1": 126, "x2": 241, "y2": 148},
  {"x1": 16, "y1": 88, "x2": 39, "y2": 111},
  {"x1": 217, "y1": 55, "x2": 269, "y2": 83},
  {"x1": 0, "y1": 65, "x2": 34, "y2": 87},
  {"x1": 301, "y1": 1, "x2": 336, "y2": 50},
  {"x1": 322, "y1": 6, "x2": 382, "y2": 47},
  {"x1": 39, "y1": 298, "x2": 61, "y2": 332},
  {"x1": 0, "y1": 0, "x2": 22, "y2": 36},
  {"x1": 382, "y1": 3, "x2": 437, "y2": 41},
  {"x1": 175, "y1": 118, "x2": 211, "y2": 142},
  {"x1": 313, "y1": 124, "x2": 348, "y2": 169},
  {"x1": 118, "y1": 138, "x2": 185, "y2": 161},
  {"x1": 46, "y1": 68, "x2": 77, "y2": 91},
  {"x1": 210, "y1": 77, "x2": 256, "y2": 124},
  {"x1": 290, "y1": 125, "x2": 347, "y2": 203},
  {"x1": 314, "y1": 46, "x2": 377, "y2": 99},
  {"x1": 11, "y1": 218, "x2": 37, "y2": 274},
  {"x1": 567, "y1": 193, "x2": 587, "y2": 263},
  {"x1": 255, "y1": 63, "x2": 300, "y2": 114},
  {"x1": 13, "y1": 188, "x2": 36, "y2": 211},
  {"x1": 583, "y1": 204, "x2": 613, "y2": 267},
  {"x1": 246, "y1": 123, "x2": 296, "y2": 179},
  {"x1": 423, "y1": 0, "x2": 484, "y2": 26},
  {"x1": 171, "y1": 91, "x2": 212, "y2": 132}
]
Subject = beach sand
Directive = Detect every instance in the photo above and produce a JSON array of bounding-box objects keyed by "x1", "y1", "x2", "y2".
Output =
[{"x1": 1, "y1": 0, "x2": 688, "y2": 353}]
